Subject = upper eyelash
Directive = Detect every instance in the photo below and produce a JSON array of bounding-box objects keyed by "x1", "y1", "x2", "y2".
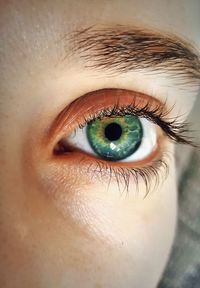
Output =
[{"x1": 78, "y1": 101, "x2": 195, "y2": 147}]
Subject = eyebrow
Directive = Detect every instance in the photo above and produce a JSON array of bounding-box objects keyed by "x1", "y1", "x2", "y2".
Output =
[{"x1": 66, "y1": 26, "x2": 200, "y2": 84}]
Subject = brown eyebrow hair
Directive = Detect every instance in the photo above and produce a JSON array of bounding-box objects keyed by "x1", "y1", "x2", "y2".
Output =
[{"x1": 66, "y1": 26, "x2": 200, "y2": 84}]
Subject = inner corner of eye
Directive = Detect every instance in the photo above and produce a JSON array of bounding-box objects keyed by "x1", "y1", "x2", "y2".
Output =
[{"x1": 53, "y1": 139, "x2": 72, "y2": 155}]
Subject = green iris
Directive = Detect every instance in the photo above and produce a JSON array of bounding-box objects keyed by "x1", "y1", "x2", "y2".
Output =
[{"x1": 86, "y1": 115, "x2": 143, "y2": 161}]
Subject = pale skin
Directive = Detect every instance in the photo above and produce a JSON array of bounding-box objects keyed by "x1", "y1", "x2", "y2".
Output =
[{"x1": 0, "y1": 1, "x2": 200, "y2": 288}]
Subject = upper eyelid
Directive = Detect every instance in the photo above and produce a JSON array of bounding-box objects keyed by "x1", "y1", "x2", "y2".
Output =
[
  {"x1": 47, "y1": 88, "x2": 160, "y2": 140},
  {"x1": 49, "y1": 88, "x2": 194, "y2": 150}
]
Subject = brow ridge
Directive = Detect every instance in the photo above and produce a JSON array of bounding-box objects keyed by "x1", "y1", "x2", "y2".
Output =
[{"x1": 66, "y1": 26, "x2": 200, "y2": 83}]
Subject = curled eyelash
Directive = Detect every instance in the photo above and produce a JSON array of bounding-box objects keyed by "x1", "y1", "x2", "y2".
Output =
[{"x1": 78, "y1": 100, "x2": 195, "y2": 147}]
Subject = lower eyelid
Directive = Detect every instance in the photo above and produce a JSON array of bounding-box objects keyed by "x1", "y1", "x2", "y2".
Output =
[
  {"x1": 51, "y1": 145, "x2": 170, "y2": 197},
  {"x1": 52, "y1": 131, "x2": 170, "y2": 199},
  {"x1": 38, "y1": 128, "x2": 171, "y2": 203},
  {"x1": 54, "y1": 138, "x2": 162, "y2": 169}
]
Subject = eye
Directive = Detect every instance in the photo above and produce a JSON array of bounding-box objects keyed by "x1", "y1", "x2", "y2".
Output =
[
  {"x1": 61, "y1": 116, "x2": 156, "y2": 162},
  {"x1": 51, "y1": 88, "x2": 192, "y2": 193}
]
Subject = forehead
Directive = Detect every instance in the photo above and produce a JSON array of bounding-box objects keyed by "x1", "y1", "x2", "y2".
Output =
[
  {"x1": 1, "y1": 0, "x2": 199, "y2": 84},
  {"x1": 1, "y1": 0, "x2": 200, "y2": 47},
  {"x1": 0, "y1": 1, "x2": 199, "y2": 106}
]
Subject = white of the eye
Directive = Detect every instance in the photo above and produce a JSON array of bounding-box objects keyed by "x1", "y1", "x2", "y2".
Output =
[
  {"x1": 67, "y1": 126, "x2": 94, "y2": 154},
  {"x1": 66, "y1": 117, "x2": 157, "y2": 162}
]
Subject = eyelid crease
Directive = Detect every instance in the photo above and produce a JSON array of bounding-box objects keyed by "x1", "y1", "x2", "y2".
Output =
[{"x1": 47, "y1": 88, "x2": 156, "y2": 144}]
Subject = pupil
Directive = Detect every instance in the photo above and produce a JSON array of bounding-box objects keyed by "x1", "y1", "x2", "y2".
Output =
[{"x1": 104, "y1": 122, "x2": 122, "y2": 141}]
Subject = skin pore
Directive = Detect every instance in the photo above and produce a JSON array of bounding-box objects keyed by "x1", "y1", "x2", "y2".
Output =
[{"x1": 0, "y1": 1, "x2": 200, "y2": 288}]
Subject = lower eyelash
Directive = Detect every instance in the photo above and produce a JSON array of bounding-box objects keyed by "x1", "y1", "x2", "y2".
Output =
[{"x1": 82, "y1": 149, "x2": 170, "y2": 197}]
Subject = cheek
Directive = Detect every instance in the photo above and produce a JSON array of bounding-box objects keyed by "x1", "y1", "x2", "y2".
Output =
[
  {"x1": 26, "y1": 152, "x2": 177, "y2": 287},
  {"x1": 0, "y1": 132, "x2": 177, "y2": 288},
  {"x1": 66, "y1": 169, "x2": 177, "y2": 288}
]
